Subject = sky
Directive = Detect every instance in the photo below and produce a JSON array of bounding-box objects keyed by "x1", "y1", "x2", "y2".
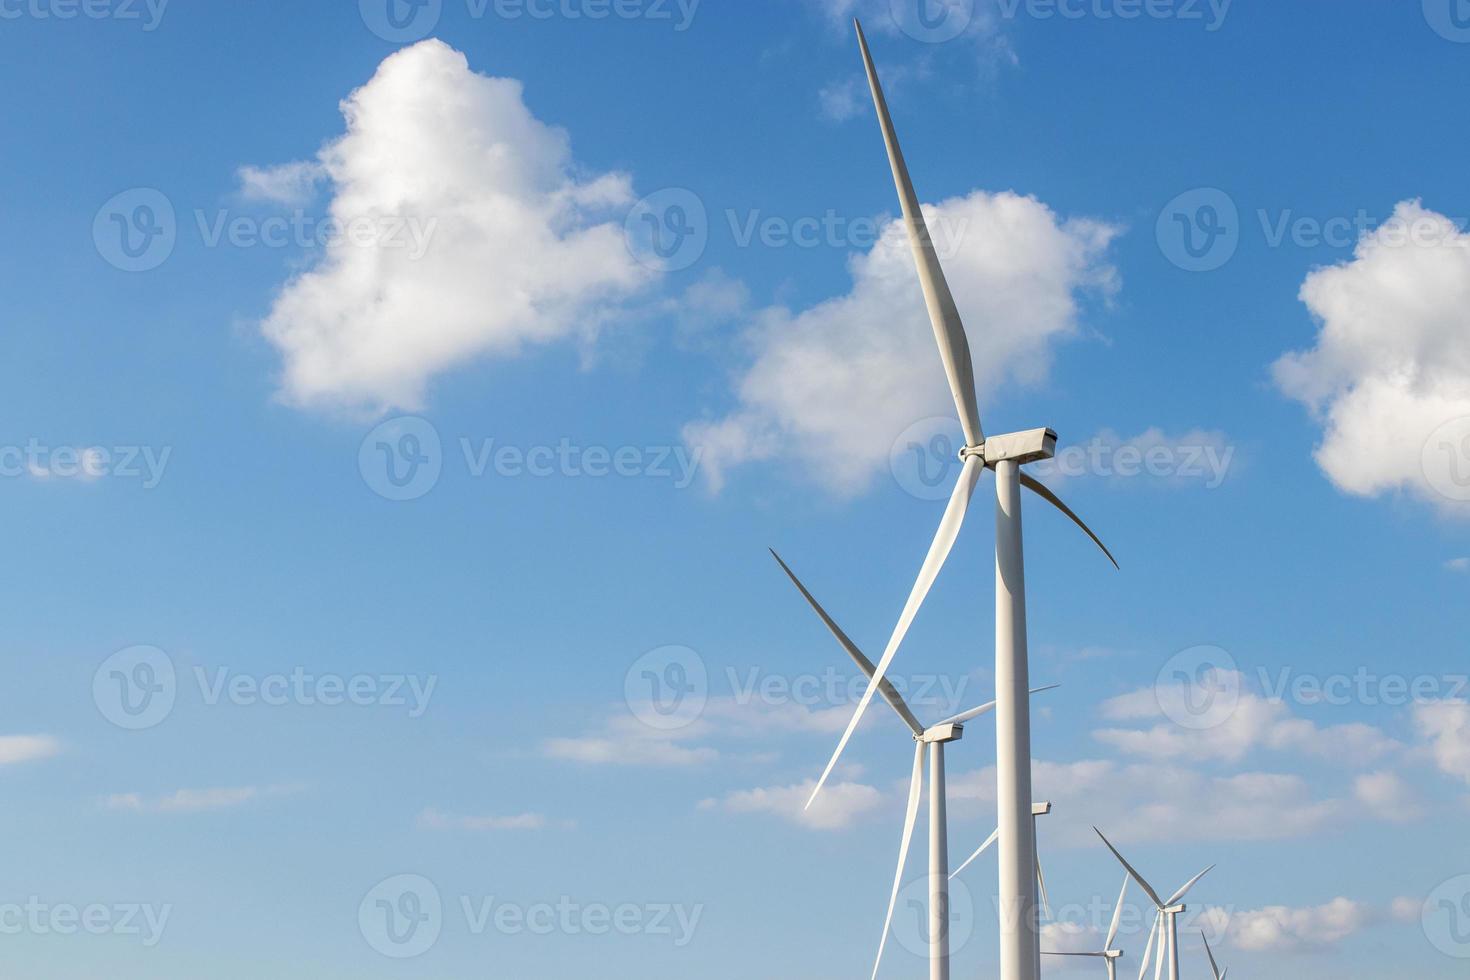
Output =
[{"x1": 2, "y1": 0, "x2": 1470, "y2": 977}]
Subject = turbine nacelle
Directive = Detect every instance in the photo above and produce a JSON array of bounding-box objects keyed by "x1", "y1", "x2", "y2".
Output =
[
  {"x1": 971, "y1": 428, "x2": 1059, "y2": 468},
  {"x1": 919, "y1": 722, "x2": 964, "y2": 744}
]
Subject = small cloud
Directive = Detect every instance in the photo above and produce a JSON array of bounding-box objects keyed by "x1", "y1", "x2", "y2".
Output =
[
  {"x1": 701, "y1": 779, "x2": 884, "y2": 830},
  {"x1": 1352, "y1": 771, "x2": 1423, "y2": 823},
  {"x1": 1201, "y1": 897, "x2": 1383, "y2": 953},
  {"x1": 0, "y1": 735, "x2": 61, "y2": 766},
  {"x1": 416, "y1": 807, "x2": 564, "y2": 832},
  {"x1": 105, "y1": 784, "x2": 300, "y2": 814},
  {"x1": 1447, "y1": 558, "x2": 1470, "y2": 573},
  {"x1": 237, "y1": 161, "x2": 326, "y2": 206},
  {"x1": 818, "y1": 76, "x2": 866, "y2": 122}
]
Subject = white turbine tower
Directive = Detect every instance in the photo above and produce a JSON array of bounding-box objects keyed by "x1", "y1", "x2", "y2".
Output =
[
  {"x1": 1095, "y1": 829, "x2": 1214, "y2": 980},
  {"x1": 950, "y1": 802, "x2": 1056, "y2": 979},
  {"x1": 1202, "y1": 930, "x2": 1228, "y2": 980},
  {"x1": 1041, "y1": 875, "x2": 1130, "y2": 980},
  {"x1": 770, "y1": 551, "x2": 1054, "y2": 980},
  {"x1": 804, "y1": 21, "x2": 1119, "y2": 980}
]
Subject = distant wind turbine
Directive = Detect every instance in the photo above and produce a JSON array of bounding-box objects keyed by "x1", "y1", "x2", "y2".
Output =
[
  {"x1": 1095, "y1": 829, "x2": 1214, "y2": 980},
  {"x1": 1042, "y1": 874, "x2": 1130, "y2": 980},
  {"x1": 801, "y1": 20, "x2": 1119, "y2": 980},
  {"x1": 1202, "y1": 930, "x2": 1228, "y2": 980},
  {"x1": 769, "y1": 551, "x2": 1053, "y2": 980}
]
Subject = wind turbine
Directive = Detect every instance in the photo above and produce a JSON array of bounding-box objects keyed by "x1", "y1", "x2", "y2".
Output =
[
  {"x1": 1041, "y1": 875, "x2": 1130, "y2": 980},
  {"x1": 803, "y1": 21, "x2": 1119, "y2": 980},
  {"x1": 1202, "y1": 930, "x2": 1228, "y2": 980},
  {"x1": 1095, "y1": 829, "x2": 1213, "y2": 980},
  {"x1": 950, "y1": 802, "x2": 1056, "y2": 979},
  {"x1": 769, "y1": 551, "x2": 1054, "y2": 980}
]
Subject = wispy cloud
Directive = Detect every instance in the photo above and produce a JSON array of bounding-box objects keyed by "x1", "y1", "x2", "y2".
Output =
[
  {"x1": 0, "y1": 734, "x2": 61, "y2": 766},
  {"x1": 417, "y1": 808, "x2": 566, "y2": 832},
  {"x1": 105, "y1": 784, "x2": 301, "y2": 814},
  {"x1": 700, "y1": 779, "x2": 884, "y2": 831}
]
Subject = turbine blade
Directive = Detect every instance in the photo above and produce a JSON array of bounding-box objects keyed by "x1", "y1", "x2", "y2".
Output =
[
  {"x1": 1137, "y1": 913, "x2": 1159, "y2": 980},
  {"x1": 1166, "y1": 865, "x2": 1215, "y2": 907},
  {"x1": 807, "y1": 456, "x2": 983, "y2": 808},
  {"x1": 1202, "y1": 930, "x2": 1222, "y2": 980},
  {"x1": 855, "y1": 18, "x2": 984, "y2": 449},
  {"x1": 950, "y1": 826, "x2": 1000, "y2": 880},
  {"x1": 769, "y1": 550, "x2": 924, "y2": 736},
  {"x1": 1094, "y1": 828, "x2": 1165, "y2": 910},
  {"x1": 1036, "y1": 854, "x2": 1052, "y2": 922},
  {"x1": 938, "y1": 684, "x2": 1059, "y2": 727},
  {"x1": 1155, "y1": 918, "x2": 1166, "y2": 980},
  {"x1": 873, "y1": 743, "x2": 926, "y2": 980},
  {"x1": 1105, "y1": 873, "x2": 1129, "y2": 950},
  {"x1": 1019, "y1": 473, "x2": 1119, "y2": 569}
]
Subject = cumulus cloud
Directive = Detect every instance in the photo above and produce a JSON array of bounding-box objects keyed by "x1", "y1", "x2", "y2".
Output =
[
  {"x1": 684, "y1": 191, "x2": 1119, "y2": 493},
  {"x1": 237, "y1": 160, "x2": 324, "y2": 206},
  {"x1": 1413, "y1": 700, "x2": 1470, "y2": 783},
  {"x1": 0, "y1": 734, "x2": 61, "y2": 765},
  {"x1": 1095, "y1": 673, "x2": 1402, "y2": 765},
  {"x1": 1199, "y1": 898, "x2": 1382, "y2": 953},
  {"x1": 700, "y1": 779, "x2": 885, "y2": 830},
  {"x1": 256, "y1": 39, "x2": 653, "y2": 415},
  {"x1": 1352, "y1": 770, "x2": 1423, "y2": 822},
  {"x1": 1274, "y1": 201, "x2": 1470, "y2": 513}
]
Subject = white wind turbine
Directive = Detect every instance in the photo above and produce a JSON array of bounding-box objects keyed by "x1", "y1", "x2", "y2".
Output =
[
  {"x1": 1202, "y1": 930, "x2": 1228, "y2": 980},
  {"x1": 1041, "y1": 875, "x2": 1131, "y2": 980},
  {"x1": 951, "y1": 802, "x2": 1058, "y2": 978},
  {"x1": 769, "y1": 551, "x2": 1055, "y2": 980},
  {"x1": 1095, "y1": 829, "x2": 1214, "y2": 980},
  {"x1": 804, "y1": 21, "x2": 1119, "y2": 980}
]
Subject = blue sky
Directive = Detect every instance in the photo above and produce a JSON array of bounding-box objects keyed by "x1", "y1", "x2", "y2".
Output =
[{"x1": 3, "y1": 0, "x2": 1470, "y2": 977}]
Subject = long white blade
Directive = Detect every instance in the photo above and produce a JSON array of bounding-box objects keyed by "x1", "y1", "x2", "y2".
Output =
[
  {"x1": 949, "y1": 826, "x2": 999, "y2": 880},
  {"x1": 873, "y1": 743, "x2": 925, "y2": 980},
  {"x1": 1019, "y1": 473, "x2": 1119, "y2": 569},
  {"x1": 938, "y1": 683, "x2": 1059, "y2": 727},
  {"x1": 1155, "y1": 917, "x2": 1166, "y2": 980},
  {"x1": 855, "y1": 18, "x2": 983, "y2": 450},
  {"x1": 1035, "y1": 854, "x2": 1051, "y2": 922},
  {"x1": 769, "y1": 550, "x2": 924, "y2": 736},
  {"x1": 807, "y1": 455, "x2": 983, "y2": 808},
  {"x1": 1136, "y1": 913, "x2": 1159, "y2": 980},
  {"x1": 1202, "y1": 930, "x2": 1222, "y2": 980},
  {"x1": 1105, "y1": 873, "x2": 1129, "y2": 950},
  {"x1": 1166, "y1": 865, "x2": 1215, "y2": 908},
  {"x1": 1095, "y1": 828, "x2": 1165, "y2": 910}
]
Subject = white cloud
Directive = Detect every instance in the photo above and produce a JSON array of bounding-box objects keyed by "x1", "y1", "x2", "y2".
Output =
[
  {"x1": 1274, "y1": 201, "x2": 1470, "y2": 513},
  {"x1": 1200, "y1": 898, "x2": 1382, "y2": 953},
  {"x1": 257, "y1": 39, "x2": 653, "y2": 415},
  {"x1": 1413, "y1": 699, "x2": 1470, "y2": 783},
  {"x1": 1095, "y1": 673, "x2": 1401, "y2": 766},
  {"x1": 544, "y1": 734, "x2": 718, "y2": 768},
  {"x1": 818, "y1": 77, "x2": 867, "y2": 122},
  {"x1": 685, "y1": 191, "x2": 1119, "y2": 493},
  {"x1": 416, "y1": 808, "x2": 558, "y2": 831},
  {"x1": 1447, "y1": 557, "x2": 1470, "y2": 573},
  {"x1": 0, "y1": 735, "x2": 61, "y2": 765},
  {"x1": 951, "y1": 759, "x2": 1347, "y2": 844},
  {"x1": 700, "y1": 779, "x2": 884, "y2": 830},
  {"x1": 106, "y1": 785, "x2": 298, "y2": 813},
  {"x1": 1352, "y1": 770, "x2": 1422, "y2": 823},
  {"x1": 237, "y1": 160, "x2": 325, "y2": 206}
]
